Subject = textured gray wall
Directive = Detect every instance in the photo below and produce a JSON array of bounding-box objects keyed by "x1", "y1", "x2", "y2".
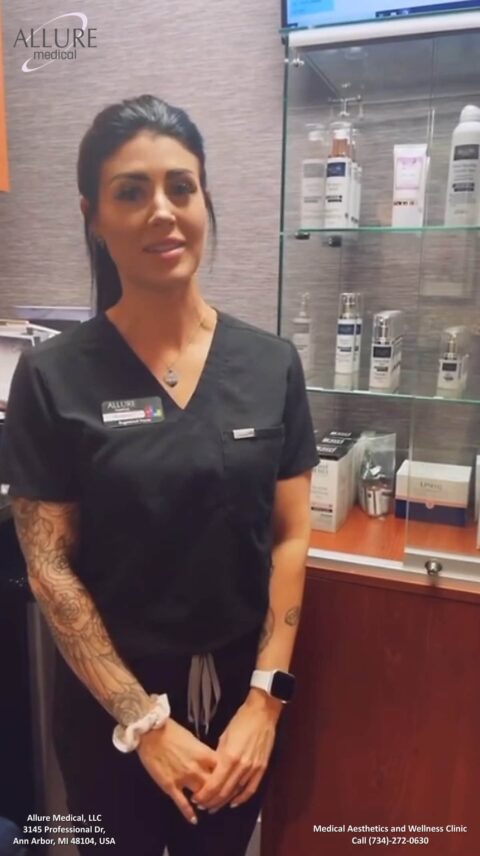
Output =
[{"x1": 0, "y1": 0, "x2": 285, "y2": 330}]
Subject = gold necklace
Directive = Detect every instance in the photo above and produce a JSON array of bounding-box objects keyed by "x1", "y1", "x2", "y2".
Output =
[{"x1": 161, "y1": 310, "x2": 208, "y2": 388}]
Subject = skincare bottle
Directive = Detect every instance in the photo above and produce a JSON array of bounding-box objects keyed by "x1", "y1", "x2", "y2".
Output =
[
  {"x1": 349, "y1": 129, "x2": 358, "y2": 228},
  {"x1": 356, "y1": 165, "x2": 363, "y2": 227},
  {"x1": 300, "y1": 127, "x2": 325, "y2": 231},
  {"x1": 392, "y1": 144, "x2": 428, "y2": 228},
  {"x1": 292, "y1": 292, "x2": 312, "y2": 379},
  {"x1": 445, "y1": 105, "x2": 480, "y2": 227},
  {"x1": 334, "y1": 292, "x2": 363, "y2": 375},
  {"x1": 436, "y1": 325, "x2": 470, "y2": 398},
  {"x1": 324, "y1": 126, "x2": 352, "y2": 229},
  {"x1": 369, "y1": 310, "x2": 404, "y2": 392}
]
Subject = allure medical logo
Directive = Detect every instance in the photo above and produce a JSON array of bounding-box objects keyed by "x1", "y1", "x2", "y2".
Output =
[{"x1": 13, "y1": 12, "x2": 97, "y2": 73}]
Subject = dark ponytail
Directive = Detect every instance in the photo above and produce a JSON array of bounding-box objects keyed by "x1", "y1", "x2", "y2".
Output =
[{"x1": 77, "y1": 95, "x2": 217, "y2": 313}]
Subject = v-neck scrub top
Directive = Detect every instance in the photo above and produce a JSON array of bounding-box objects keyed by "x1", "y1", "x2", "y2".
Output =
[{"x1": 0, "y1": 310, "x2": 319, "y2": 666}]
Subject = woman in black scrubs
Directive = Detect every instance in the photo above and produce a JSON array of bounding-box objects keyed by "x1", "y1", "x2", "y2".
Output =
[{"x1": 0, "y1": 95, "x2": 318, "y2": 856}]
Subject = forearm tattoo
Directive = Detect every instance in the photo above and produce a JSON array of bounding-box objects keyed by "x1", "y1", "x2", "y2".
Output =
[
  {"x1": 12, "y1": 498, "x2": 150, "y2": 726},
  {"x1": 284, "y1": 606, "x2": 301, "y2": 627},
  {"x1": 258, "y1": 607, "x2": 275, "y2": 653}
]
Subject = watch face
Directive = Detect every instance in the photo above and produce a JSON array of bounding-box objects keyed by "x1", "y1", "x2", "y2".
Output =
[{"x1": 271, "y1": 671, "x2": 295, "y2": 702}]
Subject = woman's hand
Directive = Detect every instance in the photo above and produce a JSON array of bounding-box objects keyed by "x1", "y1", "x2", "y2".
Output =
[
  {"x1": 191, "y1": 689, "x2": 282, "y2": 813},
  {"x1": 136, "y1": 718, "x2": 218, "y2": 824}
]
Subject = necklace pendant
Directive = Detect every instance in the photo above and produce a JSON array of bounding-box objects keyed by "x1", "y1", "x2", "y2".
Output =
[{"x1": 164, "y1": 368, "x2": 179, "y2": 388}]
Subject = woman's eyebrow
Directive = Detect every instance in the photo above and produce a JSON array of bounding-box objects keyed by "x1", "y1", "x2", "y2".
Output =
[{"x1": 109, "y1": 169, "x2": 195, "y2": 184}]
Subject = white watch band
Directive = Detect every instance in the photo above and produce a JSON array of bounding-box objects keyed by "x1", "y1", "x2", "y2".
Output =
[
  {"x1": 112, "y1": 693, "x2": 171, "y2": 753},
  {"x1": 250, "y1": 669, "x2": 274, "y2": 695}
]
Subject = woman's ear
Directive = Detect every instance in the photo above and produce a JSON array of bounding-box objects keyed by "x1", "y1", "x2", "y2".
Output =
[
  {"x1": 80, "y1": 196, "x2": 89, "y2": 219},
  {"x1": 80, "y1": 197, "x2": 100, "y2": 243}
]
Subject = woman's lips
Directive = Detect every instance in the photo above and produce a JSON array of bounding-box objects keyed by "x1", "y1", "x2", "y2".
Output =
[{"x1": 144, "y1": 244, "x2": 185, "y2": 261}]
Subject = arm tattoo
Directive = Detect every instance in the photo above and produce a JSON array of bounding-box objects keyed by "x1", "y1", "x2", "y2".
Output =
[
  {"x1": 12, "y1": 498, "x2": 151, "y2": 726},
  {"x1": 284, "y1": 606, "x2": 301, "y2": 627},
  {"x1": 258, "y1": 607, "x2": 275, "y2": 653}
]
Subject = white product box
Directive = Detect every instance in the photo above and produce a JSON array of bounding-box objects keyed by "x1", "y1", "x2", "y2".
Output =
[
  {"x1": 311, "y1": 442, "x2": 354, "y2": 533},
  {"x1": 321, "y1": 432, "x2": 359, "y2": 509},
  {"x1": 395, "y1": 460, "x2": 471, "y2": 527}
]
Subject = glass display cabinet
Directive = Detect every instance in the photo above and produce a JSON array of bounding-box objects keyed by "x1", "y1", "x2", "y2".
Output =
[{"x1": 279, "y1": 11, "x2": 480, "y2": 582}]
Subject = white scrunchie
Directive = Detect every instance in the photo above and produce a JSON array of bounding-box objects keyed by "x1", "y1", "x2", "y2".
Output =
[{"x1": 112, "y1": 693, "x2": 171, "y2": 753}]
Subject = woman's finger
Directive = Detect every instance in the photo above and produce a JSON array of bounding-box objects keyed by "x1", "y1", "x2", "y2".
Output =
[
  {"x1": 230, "y1": 766, "x2": 266, "y2": 808},
  {"x1": 170, "y1": 785, "x2": 199, "y2": 825},
  {"x1": 199, "y1": 765, "x2": 253, "y2": 812}
]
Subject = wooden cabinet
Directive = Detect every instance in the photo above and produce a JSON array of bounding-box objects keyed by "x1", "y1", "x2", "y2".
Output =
[
  {"x1": 0, "y1": 4, "x2": 9, "y2": 192},
  {"x1": 261, "y1": 566, "x2": 480, "y2": 856}
]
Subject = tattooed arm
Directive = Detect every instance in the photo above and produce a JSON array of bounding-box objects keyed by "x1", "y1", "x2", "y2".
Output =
[
  {"x1": 249, "y1": 470, "x2": 313, "y2": 713},
  {"x1": 11, "y1": 498, "x2": 154, "y2": 726}
]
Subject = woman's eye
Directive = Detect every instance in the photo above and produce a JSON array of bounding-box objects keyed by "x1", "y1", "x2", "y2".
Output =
[
  {"x1": 116, "y1": 185, "x2": 143, "y2": 201},
  {"x1": 172, "y1": 181, "x2": 196, "y2": 195}
]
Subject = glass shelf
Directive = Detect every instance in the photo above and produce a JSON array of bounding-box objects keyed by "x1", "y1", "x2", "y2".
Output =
[
  {"x1": 307, "y1": 384, "x2": 480, "y2": 407},
  {"x1": 285, "y1": 226, "x2": 480, "y2": 238}
]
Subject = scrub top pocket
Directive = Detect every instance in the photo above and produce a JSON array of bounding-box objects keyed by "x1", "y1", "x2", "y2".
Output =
[{"x1": 222, "y1": 425, "x2": 285, "y2": 523}]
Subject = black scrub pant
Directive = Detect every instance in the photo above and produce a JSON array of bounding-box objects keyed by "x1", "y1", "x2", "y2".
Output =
[{"x1": 52, "y1": 629, "x2": 283, "y2": 856}]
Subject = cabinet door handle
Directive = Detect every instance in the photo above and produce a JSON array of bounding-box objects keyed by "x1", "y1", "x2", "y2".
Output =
[{"x1": 425, "y1": 560, "x2": 443, "y2": 576}]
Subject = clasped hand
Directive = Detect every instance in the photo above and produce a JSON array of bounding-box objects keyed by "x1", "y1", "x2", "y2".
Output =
[{"x1": 137, "y1": 692, "x2": 281, "y2": 824}]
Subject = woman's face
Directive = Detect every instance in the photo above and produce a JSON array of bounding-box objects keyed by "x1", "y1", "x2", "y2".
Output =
[{"x1": 89, "y1": 130, "x2": 208, "y2": 292}]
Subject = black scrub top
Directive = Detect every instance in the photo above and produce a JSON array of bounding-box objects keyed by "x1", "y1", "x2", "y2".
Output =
[{"x1": 0, "y1": 310, "x2": 318, "y2": 666}]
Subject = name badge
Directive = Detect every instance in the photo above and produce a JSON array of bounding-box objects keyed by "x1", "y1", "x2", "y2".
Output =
[{"x1": 101, "y1": 397, "x2": 165, "y2": 428}]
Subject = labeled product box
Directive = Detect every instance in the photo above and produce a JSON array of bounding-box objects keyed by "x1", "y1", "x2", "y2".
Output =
[
  {"x1": 395, "y1": 460, "x2": 472, "y2": 527},
  {"x1": 311, "y1": 432, "x2": 358, "y2": 533}
]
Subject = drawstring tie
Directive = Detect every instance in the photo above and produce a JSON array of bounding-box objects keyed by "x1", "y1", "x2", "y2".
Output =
[{"x1": 187, "y1": 653, "x2": 221, "y2": 737}]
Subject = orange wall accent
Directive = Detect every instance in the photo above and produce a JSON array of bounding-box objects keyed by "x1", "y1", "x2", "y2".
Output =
[{"x1": 0, "y1": 2, "x2": 10, "y2": 192}]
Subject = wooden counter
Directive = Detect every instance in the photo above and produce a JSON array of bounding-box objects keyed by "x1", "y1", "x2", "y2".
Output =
[
  {"x1": 261, "y1": 562, "x2": 480, "y2": 856},
  {"x1": 310, "y1": 506, "x2": 479, "y2": 564}
]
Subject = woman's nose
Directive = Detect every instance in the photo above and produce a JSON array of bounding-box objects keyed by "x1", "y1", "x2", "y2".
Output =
[{"x1": 148, "y1": 191, "x2": 176, "y2": 224}]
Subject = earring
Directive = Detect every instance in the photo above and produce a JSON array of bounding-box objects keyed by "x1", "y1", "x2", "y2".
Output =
[{"x1": 96, "y1": 235, "x2": 105, "y2": 248}]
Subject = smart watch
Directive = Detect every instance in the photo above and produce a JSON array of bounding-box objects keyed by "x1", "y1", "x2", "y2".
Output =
[{"x1": 250, "y1": 669, "x2": 296, "y2": 703}]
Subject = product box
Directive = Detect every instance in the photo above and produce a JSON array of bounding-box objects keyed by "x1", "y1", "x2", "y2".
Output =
[
  {"x1": 395, "y1": 460, "x2": 472, "y2": 527},
  {"x1": 311, "y1": 432, "x2": 358, "y2": 533},
  {"x1": 322, "y1": 431, "x2": 360, "y2": 509}
]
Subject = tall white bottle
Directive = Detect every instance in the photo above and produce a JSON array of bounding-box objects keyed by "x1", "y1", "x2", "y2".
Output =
[
  {"x1": 292, "y1": 292, "x2": 313, "y2": 380},
  {"x1": 324, "y1": 126, "x2": 352, "y2": 230},
  {"x1": 445, "y1": 105, "x2": 480, "y2": 226},
  {"x1": 300, "y1": 128, "x2": 325, "y2": 231},
  {"x1": 335, "y1": 292, "x2": 363, "y2": 375}
]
